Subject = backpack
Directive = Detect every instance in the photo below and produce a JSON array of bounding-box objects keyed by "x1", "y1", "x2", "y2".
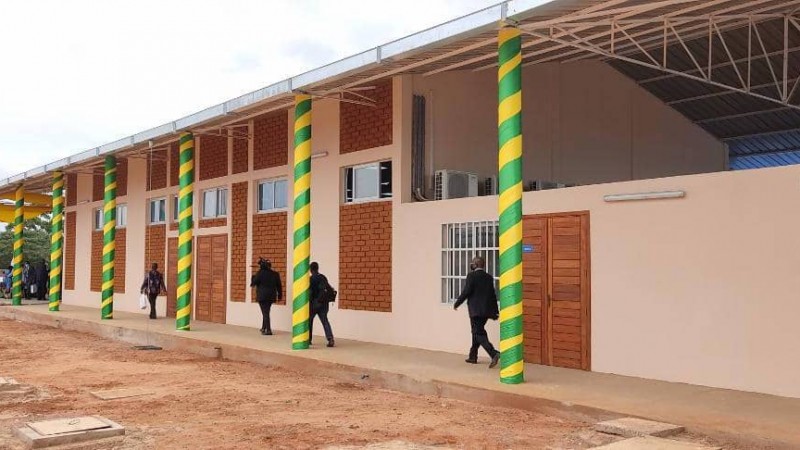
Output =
[{"x1": 320, "y1": 278, "x2": 337, "y2": 303}]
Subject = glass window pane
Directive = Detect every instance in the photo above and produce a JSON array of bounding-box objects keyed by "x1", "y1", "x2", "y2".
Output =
[
  {"x1": 173, "y1": 196, "x2": 179, "y2": 221},
  {"x1": 218, "y1": 189, "x2": 227, "y2": 216},
  {"x1": 274, "y1": 180, "x2": 288, "y2": 209},
  {"x1": 159, "y1": 199, "x2": 166, "y2": 222},
  {"x1": 354, "y1": 165, "x2": 379, "y2": 200},
  {"x1": 260, "y1": 182, "x2": 274, "y2": 211},
  {"x1": 203, "y1": 191, "x2": 216, "y2": 218},
  {"x1": 149, "y1": 201, "x2": 156, "y2": 223}
]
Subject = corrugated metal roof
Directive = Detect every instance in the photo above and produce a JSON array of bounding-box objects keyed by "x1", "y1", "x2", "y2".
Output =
[{"x1": 729, "y1": 149, "x2": 800, "y2": 169}]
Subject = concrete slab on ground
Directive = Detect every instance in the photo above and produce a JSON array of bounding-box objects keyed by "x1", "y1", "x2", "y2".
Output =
[
  {"x1": 15, "y1": 416, "x2": 124, "y2": 448},
  {"x1": 596, "y1": 417, "x2": 685, "y2": 438},
  {"x1": 90, "y1": 387, "x2": 154, "y2": 400},
  {"x1": 0, "y1": 377, "x2": 19, "y2": 389},
  {"x1": 325, "y1": 442, "x2": 451, "y2": 450},
  {"x1": 593, "y1": 436, "x2": 721, "y2": 450}
]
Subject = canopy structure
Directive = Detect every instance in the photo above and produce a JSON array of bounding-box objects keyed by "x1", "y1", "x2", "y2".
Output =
[
  {"x1": 2, "y1": 0, "x2": 800, "y2": 194},
  {"x1": 0, "y1": 205, "x2": 50, "y2": 224}
]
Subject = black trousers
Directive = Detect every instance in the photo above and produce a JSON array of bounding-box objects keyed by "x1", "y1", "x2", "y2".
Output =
[
  {"x1": 309, "y1": 302, "x2": 334, "y2": 342},
  {"x1": 148, "y1": 293, "x2": 158, "y2": 318},
  {"x1": 259, "y1": 301, "x2": 273, "y2": 332},
  {"x1": 469, "y1": 316, "x2": 498, "y2": 360},
  {"x1": 37, "y1": 282, "x2": 46, "y2": 300}
]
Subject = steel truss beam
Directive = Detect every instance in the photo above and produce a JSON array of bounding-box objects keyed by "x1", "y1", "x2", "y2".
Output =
[{"x1": 516, "y1": 10, "x2": 800, "y2": 112}]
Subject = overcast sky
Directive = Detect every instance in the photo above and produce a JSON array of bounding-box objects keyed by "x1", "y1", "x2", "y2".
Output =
[{"x1": 0, "y1": 0, "x2": 497, "y2": 180}]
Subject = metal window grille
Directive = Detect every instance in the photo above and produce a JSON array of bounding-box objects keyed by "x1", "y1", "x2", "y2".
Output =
[{"x1": 441, "y1": 220, "x2": 499, "y2": 304}]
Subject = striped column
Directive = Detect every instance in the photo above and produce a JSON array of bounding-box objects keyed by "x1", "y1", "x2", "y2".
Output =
[
  {"x1": 291, "y1": 94, "x2": 312, "y2": 350},
  {"x1": 497, "y1": 25, "x2": 524, "y2": 384},
  {"x1": 49, "y1": 172, "x2": 65, "y2": 311},
  {"x1": 11, "y1": 186, "x2": 24, "y2": 306},
  {"x1": 101, "y1": 156, "x2": 117, "y2": 319},
  {"x1": 176, "y1": 132, "x2": 195, "y2": 331}
]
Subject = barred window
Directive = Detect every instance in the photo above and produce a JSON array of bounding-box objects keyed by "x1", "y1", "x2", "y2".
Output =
[{"x1": 441, "y1": 221, "x2": 500, "y2": 304}]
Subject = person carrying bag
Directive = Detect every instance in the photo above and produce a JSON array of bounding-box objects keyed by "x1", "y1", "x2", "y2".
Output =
[{"x1": 140, "y1": 263, "x2": 167, "y2": 319}]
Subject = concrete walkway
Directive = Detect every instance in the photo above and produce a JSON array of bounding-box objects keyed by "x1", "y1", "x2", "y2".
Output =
[{"x1": 2, "y1": 304, "x2": 798, "y2": 448}]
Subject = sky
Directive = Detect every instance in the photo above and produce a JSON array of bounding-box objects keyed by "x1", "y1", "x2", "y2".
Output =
[{"x1": 0, "y1": 0, "x2": 497, "y2": 180}]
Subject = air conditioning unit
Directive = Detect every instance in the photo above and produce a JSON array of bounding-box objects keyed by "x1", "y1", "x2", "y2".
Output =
[
  {"x1": 434, "y1": 170, "x2": 479, "y2": 200},
  {"x1": 483, "y1": 176, "x2": 497, "y2": 196}
]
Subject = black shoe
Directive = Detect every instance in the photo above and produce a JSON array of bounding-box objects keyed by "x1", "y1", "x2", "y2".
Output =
[
  {"x1": 327, "y1": 339, "x2": 335, "y2": 348},
  {"x1": 261, "y1": 330, "x2": 272, "y2": 336},
  {"x1": 465, "y1": 359, "x2": 478, "y2": 364},
  {"x1": 149, "y1": 316, "x2": 157, "y2": 320},
  {"x1": 259, "y1": 329, "x2": 265, "y2": 334},
  {"x1": 489, "y1": 353, "x2": 500, "y2": 369}
]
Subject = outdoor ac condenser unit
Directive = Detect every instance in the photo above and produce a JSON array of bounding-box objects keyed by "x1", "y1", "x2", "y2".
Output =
[{"x1": 434, "y1": 170, "x2": 479, "y2": 200}]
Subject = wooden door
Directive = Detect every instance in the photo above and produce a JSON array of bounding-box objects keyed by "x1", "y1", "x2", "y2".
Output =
[
  {"x1": 166, "y1": 238, "x2": 178, "y2": 318},
  {"x1": 195, "y1": 234, "x2": 228, "y2": 324},
  {"x1": 522, "y1": 212, "x2": 591, "y2": 370}
]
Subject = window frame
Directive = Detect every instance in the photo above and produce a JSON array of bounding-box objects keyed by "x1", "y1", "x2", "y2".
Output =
[
  {"x1": 201, "y1": 187, "x2": 228, "y2": 219},
  {"x1": 343, "y1": 160, "x2": 393, "y2": 204},
  {"x1": 440, "y1": 221, "x2": 500, "y2": 304},
  {"x1": 94, "y1": 204, "x2": 127, "y2": 230},
  {"x1": 148, "y1": 197, "x2": 167, "y2": 225},
  {"x1": 256, "y1": 178, "x2": 289, "y2": 213}
]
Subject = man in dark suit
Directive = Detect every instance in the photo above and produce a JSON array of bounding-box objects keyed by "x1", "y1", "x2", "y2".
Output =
[
  {"x1": 454, "y1": 256, "x2": 500, "y2": 368},
  {"x1": 250, "y1": 258, "x2": 282, "y2": 335}
]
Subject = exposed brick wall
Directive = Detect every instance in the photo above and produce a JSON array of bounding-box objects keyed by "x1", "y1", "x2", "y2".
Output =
[
  {"x1": 145, "y1": 225, "x2": 166, "y2": 297},
  {"x1": 66, "y1": 174, "x2": 77, "y2": 207},
  {"x1": 199, "y1": 134, "x2": 229, "y2": 181},
  {"x1": 339, "y1": 201, "x2": 392, "y2": 312},
  {"x1": 115, "y1": 228, "x2": 126, "y2": 293},
  {"x1": 340, "y1": 79, "x2": 393, "y2": 154},
  {"x1": 251, "y1": 212, "x2": 287, "y2": 304},
  {"x1": 92, "y1": 172, "x2": 104, "y2": 202},
  {"x1": 169, "y1": 143, "x2": 180, "y2": 187},
  {"x1": 90, "y1": 231, "x2": 103, "y2": 292},
  {"x1": 147, "y1": 148, "x2": 168, "y2": 191},
  {"x1": 253, "y1": 112, "x2": 288, "y2": 170},
  {"x1": 117, "y1": 158, "x2": 129, "y2": 197},
  {"x1": 230, "y1": 182, "x2": 248, "y2": 301},
  {"x1": 199, "y1": 218, "x2": 227, "y2": 228},
  {"x1": 232, "y1": 128, "x2": 249, "y2": 175},
  {"x1": 65, "y1": 211, "x2": 76, "y2": 290}
]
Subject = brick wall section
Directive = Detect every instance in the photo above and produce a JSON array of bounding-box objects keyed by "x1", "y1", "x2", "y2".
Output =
[
  {"x1": 339, "y1": 201, "x2": 392, "y2": 312},
  {"x1": 66, "y1": 174, "x2": 77, "y2": 207},
  {"x1": 251, "y1": 212, "x2": 287, "y2": 304},
  {"x1": 90, "y1": 231, "x2": 103, "y2": 292},
  {"x1": 253, "y1": 112, "x2": 288, "y2": 170},
  {"x1": 199, "y1": 218, "x2": 227, "y2": 228},
  {"x1": 230, "y1": 182, "x2": 248, "y2": 301},
  {"x1": 92, "y1": 172, "x2": 104, "y2": 202},
  {"x1": 65, "y1": 211, "x2": 76, "y2": 290},
  {"x1": 232, "y1": 129, "x2": 249, "y2": 174},
  {"x1": 117, "y1": 158, "x2": 129, "y2": 197},
  {"x1": 199, "y1": 134, "x2": 229, "y2": 181},
  {"x1": 340, "y1": 79, "x2": 393, "y2": 154},
  {"x1": 115, "y1": 228, "x2": 126, "y2": 293},
  {"x1": 169, "y1": 143, "x2": 180, "y2": 187},
  {"x1": 147, "y1": 148, "x2": 168, "y2": 191},
  {"x1": 145, "y1": 225, "x2": 166, "y2": 297}
]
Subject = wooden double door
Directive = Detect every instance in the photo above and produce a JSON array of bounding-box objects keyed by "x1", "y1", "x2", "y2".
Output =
[
  {"x1": 166, "y1": 234, "x2": 227, "y2": 324},
  {"x1": 522, "y1": 212, "x2": 591, "y2": 370}
]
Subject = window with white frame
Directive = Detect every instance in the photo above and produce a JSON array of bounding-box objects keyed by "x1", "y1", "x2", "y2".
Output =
[
  {"x1": 202, "y1": 187, "x2": 228, "y2": 218},
  {"x1": 94, "y1": 204, "x2": 127, "y2": 230},
  {"x1": 149, "y1": 198, "x2": 166, "y2": 224},
  {"x1": 172, "y1": 195, "x2": 179, "y2": 222},
  {"x1": 257, "y1": 178, "x2": 288, "y2": 212},
  {"x1": 441, "y1": 221, "x2": 500, "y2": 304},
  {"x1": 344, "y1": 160, "x2": 392, "y2": 203}
]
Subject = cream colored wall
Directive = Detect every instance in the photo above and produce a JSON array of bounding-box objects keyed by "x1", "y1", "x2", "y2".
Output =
[{"x1": 410, "y1": 61, "x2": 726, "y2": 187}]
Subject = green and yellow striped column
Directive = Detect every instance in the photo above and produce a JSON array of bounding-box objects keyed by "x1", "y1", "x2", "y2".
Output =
[
  {"x1": 497, "y1": 25, "x2": 524, "y2": 384},
  {"x1": 49, "y1": 172, "x2": 65, "y2": 311},
  {"x1": 176, "y1": 132, "x2": 195, "y2": 331},
  {"x1": 101, "y1": 156, "x2": 117, "y2": 319},
  {"x1": 291, "y1": 94, "x2": 312, "y2": 350},
  {"x1": 11, "y1": 186, "x2": 24, "y2": 306}
]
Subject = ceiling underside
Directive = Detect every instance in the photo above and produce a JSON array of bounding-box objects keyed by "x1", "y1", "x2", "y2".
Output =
[{"x1": 6, "y1": 0, "x2": 800, "y2": 195}]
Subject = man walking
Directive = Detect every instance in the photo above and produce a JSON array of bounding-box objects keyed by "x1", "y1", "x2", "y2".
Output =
[
  {"x1": 34, "y1": 259, "x2": 48, "y2": 301},
  {"x1": 309, "y1": 261, "x2": 335, "y2": 347},
  {"x1": 454, "y1": 256, "x2": 500, "y2": 368},
  {"x1": 250, "y1": 258, "x2": 282, "y2": 335},
  {"x1": 140, "y1": 263, "x2": 167, "y2": 319}
]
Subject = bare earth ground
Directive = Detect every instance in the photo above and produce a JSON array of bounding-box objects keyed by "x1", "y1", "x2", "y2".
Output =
[{"x1": 0, "y1": 319, "x2": 755, "y2": 449}]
